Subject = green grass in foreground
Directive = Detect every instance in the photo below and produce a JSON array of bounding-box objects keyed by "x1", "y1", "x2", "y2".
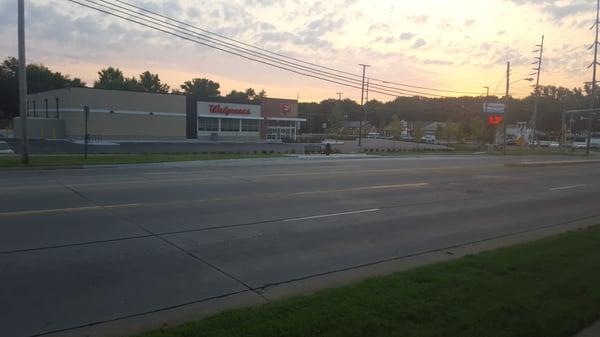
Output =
[
  {"x1": 136, "y1": 225, "x2": 600, "y2": 337},
  {"x1": 0, "y1": 153, "x2": 283, "y2": 168}
]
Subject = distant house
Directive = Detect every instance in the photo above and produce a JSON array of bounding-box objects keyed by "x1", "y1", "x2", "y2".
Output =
[
  {"x1": 421, "y1": 122, "x2": 459, "y2": 136},
  {"x1": 342, "y1": 121, "x2": 362, "y2": 129}
]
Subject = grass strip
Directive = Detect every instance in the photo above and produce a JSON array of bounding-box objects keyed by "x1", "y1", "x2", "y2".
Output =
[{"x1": 136, "y1": 225, "x2": 600, "y2": 337}]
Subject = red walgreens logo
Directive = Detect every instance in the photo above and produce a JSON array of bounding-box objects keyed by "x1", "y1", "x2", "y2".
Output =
[
  {"x1": 209, "y1": 104, "x2": 251, "y2": 116},
  {"x1": 282, "y1": 104, "x2": 291, "y2": 113}
]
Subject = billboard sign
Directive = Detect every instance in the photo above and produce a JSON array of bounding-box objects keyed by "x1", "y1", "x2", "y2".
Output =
[
  {"x1": 488, "y1": 115, "x2": 503, "y2": 125},
  {"x1": 484, "y1": 103, "x2": 505, "y2": 114}
]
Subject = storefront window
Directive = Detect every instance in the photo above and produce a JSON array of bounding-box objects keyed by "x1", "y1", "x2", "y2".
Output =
[
  {"x1": 221, "y1": 119, "x2": 240, "y2": 132},
  {"x1": 199, "y1": 117, "x2": 218, "y2": 131},
  {"x1": 241, "y1": 119, "x2": 259, "y2": 132}
]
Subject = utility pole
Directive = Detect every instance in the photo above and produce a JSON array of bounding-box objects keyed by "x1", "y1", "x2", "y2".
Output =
[
  {"x1": 358, "y1": 64, "x2": 370, "y2": 147},
  {"x1": 18, "y1": 0, "x2": 29, "y2": 164},
  {"x1": 531, "y1": 35, "x2": 544, "y2": 148},
  {"x1": 336, "y1": 92, "x2": 343, "y2": 101},
  {"x1": 587, "y1": 0, "x2": 600, "y2": 156},
  {"x1": 484, "y1": 86, "x2": 491, "y2": 145},
  {"x1": 503, "y1": 61, "x2": 510, "y2": 154}
]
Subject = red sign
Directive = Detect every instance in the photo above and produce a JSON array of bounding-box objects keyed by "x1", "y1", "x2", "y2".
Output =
[
  {"x1": 209, "y1": 104, "x2": 251, "y2": 116},
  {"x1": 488, "y1": 115, "x2": 503, "y2": 125},
  {"x1": 282, "y1": 104, "x2": 291, "y2": 114}
]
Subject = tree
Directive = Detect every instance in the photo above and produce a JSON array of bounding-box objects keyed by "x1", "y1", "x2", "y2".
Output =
[
  {"x1": 27, "y1": 63, "x2": 86, "y2": 93},
  {"x1": 0, "y1": 56, "x2": 85, "y2": 119},
  {"x1": 225, "y1": 89, "x2": 251, "y2": 102},
  {"x1": 94, "y1": 67, "x2": 139, "y2": 91},
  {"x1": 328, "y1": 100, "x2": 345, "y2": 139},
  {"x1": 469, "y1": 117, "x2": 486, "y2": 145},
  {"x1": 180, "y1": 78, "x2": 220, "y2": 98},
  {"x1": 138, "y1": 71, "x2": 169, "y2": 93},
  {"x1": 386, "y1": 114, "x2": 403, "y2": 139}
]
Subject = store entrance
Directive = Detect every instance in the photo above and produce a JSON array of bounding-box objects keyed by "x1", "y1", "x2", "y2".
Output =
[{"x1": 267, "y1": 125, "x2": 296, "y2": 142}]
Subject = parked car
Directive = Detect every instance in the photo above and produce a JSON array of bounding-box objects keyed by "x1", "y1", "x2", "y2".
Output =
[
  {"x1": 421, "y1": 135, "x2": 436, "y2": 144},
  {"x1": 0, "y1": 141, "x2": 14, "y2": 154}
]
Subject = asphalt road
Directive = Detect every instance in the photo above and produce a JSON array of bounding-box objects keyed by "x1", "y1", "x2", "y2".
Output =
[{"x1": 1, "y1": 155, "x2": 600, "y2": 337}]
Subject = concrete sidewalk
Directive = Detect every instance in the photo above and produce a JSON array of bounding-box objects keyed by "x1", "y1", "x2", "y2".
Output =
[{"x1": 574, "y1": 320, "x2": 600, "y2": 337}]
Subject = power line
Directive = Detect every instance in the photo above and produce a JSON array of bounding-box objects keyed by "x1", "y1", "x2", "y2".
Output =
[
  {"x1": 73, "y1": 0, "x2": 447, "y2": 98},
  {"x1": 91, "y1": 0, "x2": 397, "y2": 93},
  {"x1": 68, "y1": 0, "x2": 414, "y2": 98},
  {"x1": 113, "y1": 0, "x2": 488, "y2": 96},
  {"x1": 72, "y1": 0, "x2": 486, "y2": 97}
]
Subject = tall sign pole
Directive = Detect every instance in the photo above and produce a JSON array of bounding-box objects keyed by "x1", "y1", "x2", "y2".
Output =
[
  {"x1": 18, "y1": 0, "x2": 29, "y2": 163},
  {"x1": 588, "y1": 0, "x2": 600, "y2": 156},
  {"x1": 503, "y1": 61, "x2": 510, "y2": 154},
  {"x1": 531, "y1": 35, "x2": 544, "y2": 148}
]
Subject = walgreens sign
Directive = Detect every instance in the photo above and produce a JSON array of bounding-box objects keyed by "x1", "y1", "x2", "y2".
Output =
[
  {"x1": 197, "y1": 101, "x2": 261, "y2": 118},
  {"x1": 209, "y1": 104, "x2": 251, "y2": 116}
]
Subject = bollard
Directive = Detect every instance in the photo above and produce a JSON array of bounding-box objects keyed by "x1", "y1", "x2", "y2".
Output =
[{"x1": 52, "y1": 128, "x2": 56, "y2": 140}]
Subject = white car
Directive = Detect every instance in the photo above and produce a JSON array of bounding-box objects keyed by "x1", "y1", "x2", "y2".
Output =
[
  {"x1": 421, "y1": 135, "x2": 436, "y2": 144},
  {"x1": 548, "y1": 141, "x2": 560, "y2": 148},
  {"x1": 0, "y1": 141, "x2": 14, "y2": 154}
]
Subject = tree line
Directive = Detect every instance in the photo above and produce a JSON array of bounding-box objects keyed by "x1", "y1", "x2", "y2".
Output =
[
  {"x1": 1, "y1": 56, "x2": 597, "y2": 137},
  {"x1": 0, "y1": 56, "x2": 266, "y2": 119},
  {"x1": 299, "y1": 86, "x2": 598, "y2": 137}
]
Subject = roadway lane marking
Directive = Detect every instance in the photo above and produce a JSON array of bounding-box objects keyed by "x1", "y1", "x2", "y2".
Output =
[
  {"x1": 293, "y1": 182, "x2": 430, "y2": 195},
  {"x1": 0, "y1": 183, "x2": 428, "y2": 217},
  {"x1": 0, "y1": 165, "x2": 499, "y2": 192},
  {"x1": 549, "y1": 184, "x2": 587, "y2": 191},
  {"x1": 0, "y1": 203, "x2": 142, "y2": 217},
  {"x1": 283, "y1": 208, "x2": 381, "y2": 222}
]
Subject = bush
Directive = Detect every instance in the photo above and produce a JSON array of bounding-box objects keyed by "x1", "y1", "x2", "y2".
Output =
[{"x1": 291, "y1": 149, "x2": 296, "y2": 154}]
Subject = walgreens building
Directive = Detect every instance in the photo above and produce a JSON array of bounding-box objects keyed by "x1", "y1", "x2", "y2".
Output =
[
  {"x1": 186, "y1": 96, "x2": 306, "y2": 142},
  {"x1": 17, "y1": 87, "x2": 305, "y2": 142}
]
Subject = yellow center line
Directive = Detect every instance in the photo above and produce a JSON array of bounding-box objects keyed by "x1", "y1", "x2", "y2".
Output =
[
  {"x1": 0, "y1": 164, "x2": 500, "y2": 192},
  {"x1": 0, "y1": 183, "x2": 430, "y2": 217}
]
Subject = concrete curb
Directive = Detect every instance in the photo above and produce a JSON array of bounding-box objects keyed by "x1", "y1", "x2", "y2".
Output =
[
  {"x1": 505, "y1": 159, "x2": 600, "y2": 167},
  {"x1": 0, "y1": 165, "x2": 85, "y2": 171}
]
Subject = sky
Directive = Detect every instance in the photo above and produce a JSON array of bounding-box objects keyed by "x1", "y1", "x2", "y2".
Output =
[{"x1": 0, "y1": 0, "x2": 597, "y2": 102}]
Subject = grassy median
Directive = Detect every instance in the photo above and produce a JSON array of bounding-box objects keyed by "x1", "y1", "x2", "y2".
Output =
[
  {"x1": 0, "y1": 153, "x2": 284, "y2": 168},
  {"x1": 136, "y1": 225, "x2": 600, "y2": 337}
]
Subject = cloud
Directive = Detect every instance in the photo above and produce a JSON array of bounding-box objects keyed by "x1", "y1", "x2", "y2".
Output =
[
  {"x1": 506, "y1": 0, "x2": 592, "y2": 22},
  {"x1": 412, "y1": 38, "x2": 427, "y2": 49},
  {"x1": 408, "y1": 15, "x2": 429, "y2": 24},
  {"x1": 399, "y1": 32, "x2": 416, "y2": 40}
]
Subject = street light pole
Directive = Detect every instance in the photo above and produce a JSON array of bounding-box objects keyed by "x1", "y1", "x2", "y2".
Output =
[
  {"x1": 503, "y1": 62, "x2": 510, "y2": 154},
  {"x1": 358, "y1": 64, "x2": 370, "y2": 147},
  {"x1": 18, "y1": 0, "x2": 29, "y2": 164}
]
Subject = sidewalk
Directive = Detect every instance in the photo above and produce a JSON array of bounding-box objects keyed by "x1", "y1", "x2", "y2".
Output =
[{"x1": 574, "y1": 320, "x2": 600, "y2": 337}]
